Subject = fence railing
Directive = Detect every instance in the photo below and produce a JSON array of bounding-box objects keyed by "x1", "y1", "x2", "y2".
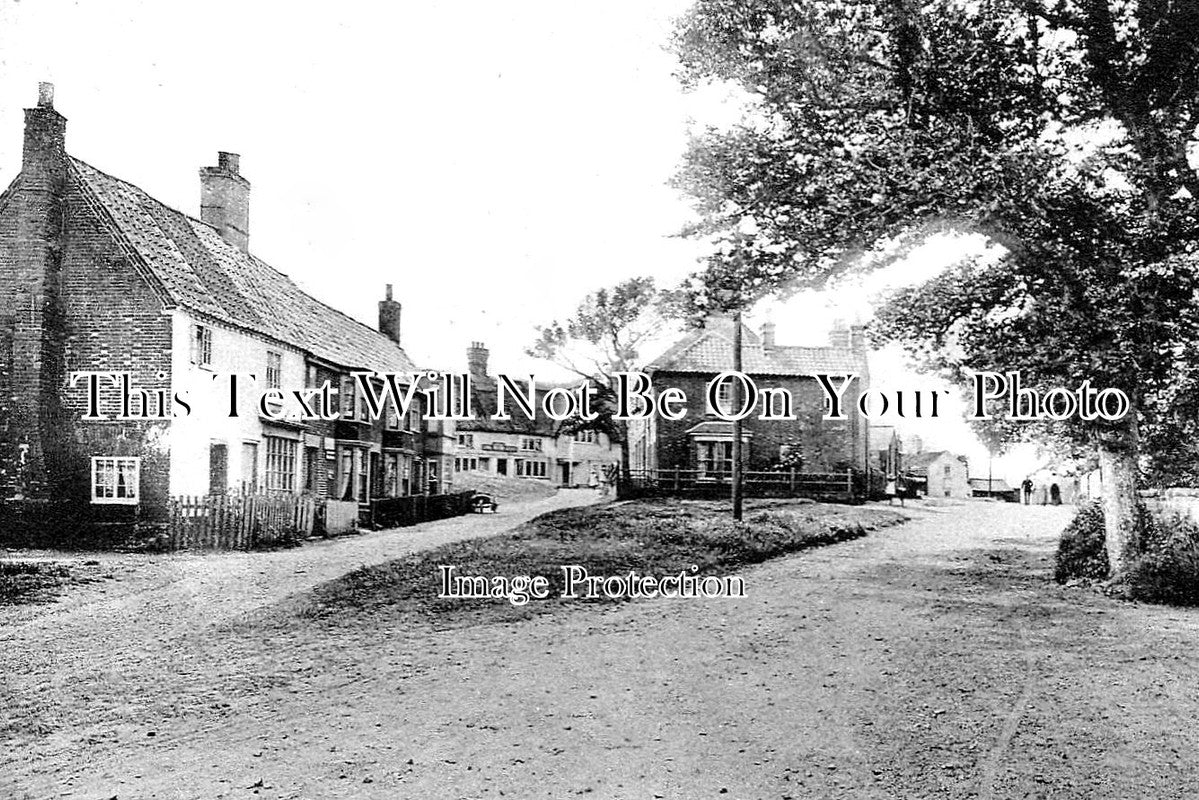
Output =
[
  {"x1": 365, "y1": 490, "x2": 476, "y2": 530},
  {"x1": 166, "y1": 493, "x2": 317, "y2": 551},
  {"x1": 619, "y1": 468, "x2": 859, "y2": 502}
]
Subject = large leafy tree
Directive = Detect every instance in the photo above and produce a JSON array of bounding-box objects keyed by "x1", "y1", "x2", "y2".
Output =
[
  {"x1": 672, "y1": 0, "x2": 1199, "y2": 577},
  {"x1": 527, "y1": 277, "x2": 677, "y2": 478}
]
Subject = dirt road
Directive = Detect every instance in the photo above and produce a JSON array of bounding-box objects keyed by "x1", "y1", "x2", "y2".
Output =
[{"x1": 7, "y1": 499, "x2": 1199, "y2": 799}]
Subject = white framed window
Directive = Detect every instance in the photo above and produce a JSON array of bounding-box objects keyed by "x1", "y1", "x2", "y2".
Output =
[
  {"x1": 697, "y1": 441, "x2": 733, "y2": 479},
  {"x1": 266, "y1": 351, "x2": 283, "y2": 390},
  {"x1": 191, "y1": 324, "x2": 213, "y2": 367},
  {"x1": 521, "y1": 437, "x2": 542, "y2": 451},
  {"x1": 91, "y1": 457, "x2": 140, "y2": 504},
  {"x1": 264, "y1": 436, "x2": 298, "y2": 492},
  {"x1": 340, "y1": 377, "x2": 357, "y2": 420},
  {"x1": 405, "y1": 404, "x2": 421, "y2": 432},
  {"x1": 573, "y1": 430, "x2": 597, "y2": 444},
  {"x1": 708, "y1": 379, "x2": 733, "y2": 416},
  {"x1": 458, "y1": 433, "x2": 474, "y2": 447},
  {"x1": 517, "y1": 459, "x2": 547, "y2": 478}
]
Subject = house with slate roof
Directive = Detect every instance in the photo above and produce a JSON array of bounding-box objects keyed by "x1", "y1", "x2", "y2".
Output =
[
  {"x1": 0, "y1": 84, "x2": 451, "y2": 527},
  {"x1": 627, "y1": 316, "x2": 871, "y2": 479},
  {"x1": 452, "y1": 342, "x2": 620, "y2": 486}
]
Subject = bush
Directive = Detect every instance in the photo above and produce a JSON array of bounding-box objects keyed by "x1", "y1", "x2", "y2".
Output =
[
  {"x1": 1054, "y1": 501, "x2": 1109, "y2": 583},
  {"x1": 1126, "y1": 512, "x2": 1199, "y2": 606}
]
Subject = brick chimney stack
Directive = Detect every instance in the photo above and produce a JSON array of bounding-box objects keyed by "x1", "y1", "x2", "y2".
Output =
[
  {"x1": 466, "y1": 342, "x2": 489, "y2": 379},
  {"x1": 7, "y1": 82, "x2": 69, "y2": 498},
  {"x1": 849, "y1": 324, "x2": 868, "y2": 355},
  {"x1": 760, "y1": 320, "x2": 776, "y2": 350},
  {"x1": 199, "y1": 151, "x2": 250, "y2": 252},
  {"x1": 828, "y1": 320, "x2": 850, "y2": 349},
  {"x1": 378, "y1": 284, "x2": 402, "y2": 345}
]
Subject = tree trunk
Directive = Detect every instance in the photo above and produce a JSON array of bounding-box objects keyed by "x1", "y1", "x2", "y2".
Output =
[{"x1": 1096, "y1": 418, "x2": 1140, "y2": 579}]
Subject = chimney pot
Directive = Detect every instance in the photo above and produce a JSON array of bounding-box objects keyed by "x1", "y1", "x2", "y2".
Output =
[
  {"x1": 37, "y1": 82, "x2": 54, "y2": 108},
  {"x1": 467, "y1": 342, "x2": 490, "y2": 378},
  {"x1": 217, "y1": 151, "x2": 239, "y2": 174}
]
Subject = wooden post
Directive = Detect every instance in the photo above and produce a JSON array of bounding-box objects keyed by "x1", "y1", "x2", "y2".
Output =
[{"x1": 731, "y1": 307, "x2": 743, "y2": 521}]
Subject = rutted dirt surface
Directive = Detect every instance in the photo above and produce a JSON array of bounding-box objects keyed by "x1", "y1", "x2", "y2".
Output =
[{"x1": 6, "y1": 500, "x2": 1199, "y2": 799}]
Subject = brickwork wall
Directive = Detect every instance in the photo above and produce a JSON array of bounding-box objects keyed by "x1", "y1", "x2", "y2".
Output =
[{"x1": 651, "y1": 372, "x2": 866, "y2": 472}]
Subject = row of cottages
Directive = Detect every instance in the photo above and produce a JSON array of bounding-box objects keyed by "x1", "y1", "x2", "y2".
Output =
[
  {"x1": 452, "y1": 342, "x2": 621, "y2": 486},
  {"x1": 0, "y1": 84, "x2": 453, "y2": 529},
  {"x1": 627, "y1": 316, "x2": 872, "y2": 479}
]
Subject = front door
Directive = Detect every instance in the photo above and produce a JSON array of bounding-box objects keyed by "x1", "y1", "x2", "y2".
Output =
[
  {"x1": 209, "y1": 443, "x2": 228, "y2": 494},
  {"x1": 241, "y1": 442, "x2": 258, "y2": 492},
  {"x1": 497, "y1": 458, "x2": 508, "y2": 476}
]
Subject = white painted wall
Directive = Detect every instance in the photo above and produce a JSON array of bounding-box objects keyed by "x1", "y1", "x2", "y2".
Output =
[{"x1": 167, "y1": 310, "x2": 308, "y2": 496}]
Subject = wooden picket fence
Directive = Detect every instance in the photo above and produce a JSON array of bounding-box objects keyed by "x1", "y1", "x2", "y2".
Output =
[
  {"x1": 619, "y1": 468, "x2": 860, "y2": 503},
  {"x1": 166, "y1": 493, "x2": 317, "y2": 551}
]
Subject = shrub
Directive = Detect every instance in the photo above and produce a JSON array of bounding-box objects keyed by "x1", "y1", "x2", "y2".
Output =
[
  {"x1": 1054, "y1": 501, "x2": 1109, "y2": 583},
  {"x1": 1127, "y1": 512, "x2": 1199, "y2": 606}
]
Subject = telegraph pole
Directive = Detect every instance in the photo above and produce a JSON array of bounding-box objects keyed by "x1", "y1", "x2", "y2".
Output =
[{"x1": 731, "y1": 307, "x2": 743, "y2": 521}]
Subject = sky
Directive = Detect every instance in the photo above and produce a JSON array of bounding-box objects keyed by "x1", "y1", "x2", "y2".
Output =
[{"x1": 0, "y1": 0, "x2": 1053, "y2": 481}]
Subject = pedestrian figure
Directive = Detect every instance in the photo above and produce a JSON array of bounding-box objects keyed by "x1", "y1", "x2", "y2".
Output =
[
  {"x1": 1021, "y1": 478, "x2": 1033, "y2": 505},
  {"x1": 885, "y1": 473, "x2": 904, "y2": 506},
  {"x1": 1050, "y1": 483, "x2": 1061, "y2": 505}
]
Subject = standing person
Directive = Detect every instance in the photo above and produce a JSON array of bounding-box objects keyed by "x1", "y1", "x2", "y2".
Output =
[
  {"x1": 1022, "y1": 478, "x2": 1033, "y2": 505},
  {"x1": 885, "y1": 473, "x2": 898, "y2": 506}
]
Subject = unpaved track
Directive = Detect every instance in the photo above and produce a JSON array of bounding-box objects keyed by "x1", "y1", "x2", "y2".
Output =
[{"x1": 7, "y1": 500, "x2": 1199, "y2": 799}]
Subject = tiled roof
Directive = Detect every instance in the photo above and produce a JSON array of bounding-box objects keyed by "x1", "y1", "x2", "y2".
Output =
[
  {"x1": 69, "y1": 158, "x2": 417, "y2": 373},
  {"x1": 456, "y1": 375, "x2": 560, "y2": 436},
  {"x1": 905, "y1": 451, "x2": 951, "y2": 471},
  {"x1": 646, "y1": 317, "x2": 861, "y2": 376},
  {"x1": 969, "y1": 477, "x2": 1013, "y2": 492}
]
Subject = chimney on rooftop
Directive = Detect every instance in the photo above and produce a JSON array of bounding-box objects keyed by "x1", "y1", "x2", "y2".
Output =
[
  {"x1": 378, "y1": 284, "x2": 402, "y2": 345},
  {"x1": 849, "y1": 323, "x2": 868, "y2": 355},
  {"x1": 828, "y1": 320, "x2": 850, "y2": 350},
  {"x1": 9, "y1": 82, "x2": 69, "y2": 498},
  {"x1": 760, "y1": 320, "x2": 776, "y2": 350},
  {"x1": 199, "y1": 151, "x2": 250, "y2": 252},
  {"x1": 467, "y1": 341, "x2": 490, "y2": 379}
]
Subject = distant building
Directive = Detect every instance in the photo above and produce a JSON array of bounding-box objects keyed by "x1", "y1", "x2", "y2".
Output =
[
  {"x1": 627, "y1": 317, "x2": 870, "y2": 478},
  {"x1": 452, "y1": 342, "x2": 620, "y2": 486},
  {"x1": 968, "y1": 477, "x2": 1018, "y2": 502},
  {"x1": 905, "y1": 451, "x2": 971, "y2": 499}
]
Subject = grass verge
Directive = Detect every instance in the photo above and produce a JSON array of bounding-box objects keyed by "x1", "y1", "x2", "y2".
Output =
[
  {"x1": 0, "y1": 560, "x2": 97, "y2": 605},
  {"x1": 287, "y1": 498, "x2": 906, "y2": 628}
]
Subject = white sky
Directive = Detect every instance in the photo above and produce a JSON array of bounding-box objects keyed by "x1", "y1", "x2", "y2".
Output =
[{"x1": 0, "y1": 0, "x2": 1052, "y2": 481}]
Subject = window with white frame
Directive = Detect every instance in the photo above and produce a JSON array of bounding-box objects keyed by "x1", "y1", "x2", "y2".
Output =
[
  {"x1": 458, "y1": 433, "x2": 474, "y2": 447},
  {"x1": 516, "y1": 459, "x2": 547, "y2": 478},
  {"x1": 521, "y1": 437, "x2": 542, "y2": 451},
  {"x1": 708, "y1": 378, "x2": 734, "y2": 416},
  {"x1": 264, "y1": 436, "x2": 298, "y2": 492},
  {"x1": 573, "y1": 430, "x2": 597, "y2": 444},
  {"x1": 91, "y1": 457, "x2": 140, "y2": 504},
  {"x1": 191, "y1": 324, "x2": 213, "y2": 367},
  {"x1": 697, "y1": 441, "x2": 733, "y2": 479},
  {"x1": 340, "y1": 377, "x2": 357, "y2": 420},
  {"x1": 405, "y1": 403, "x2": 421, "y2": 432},
  {"x1": 266, "y1": 351, "x2": 283, "y2": 390}
]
